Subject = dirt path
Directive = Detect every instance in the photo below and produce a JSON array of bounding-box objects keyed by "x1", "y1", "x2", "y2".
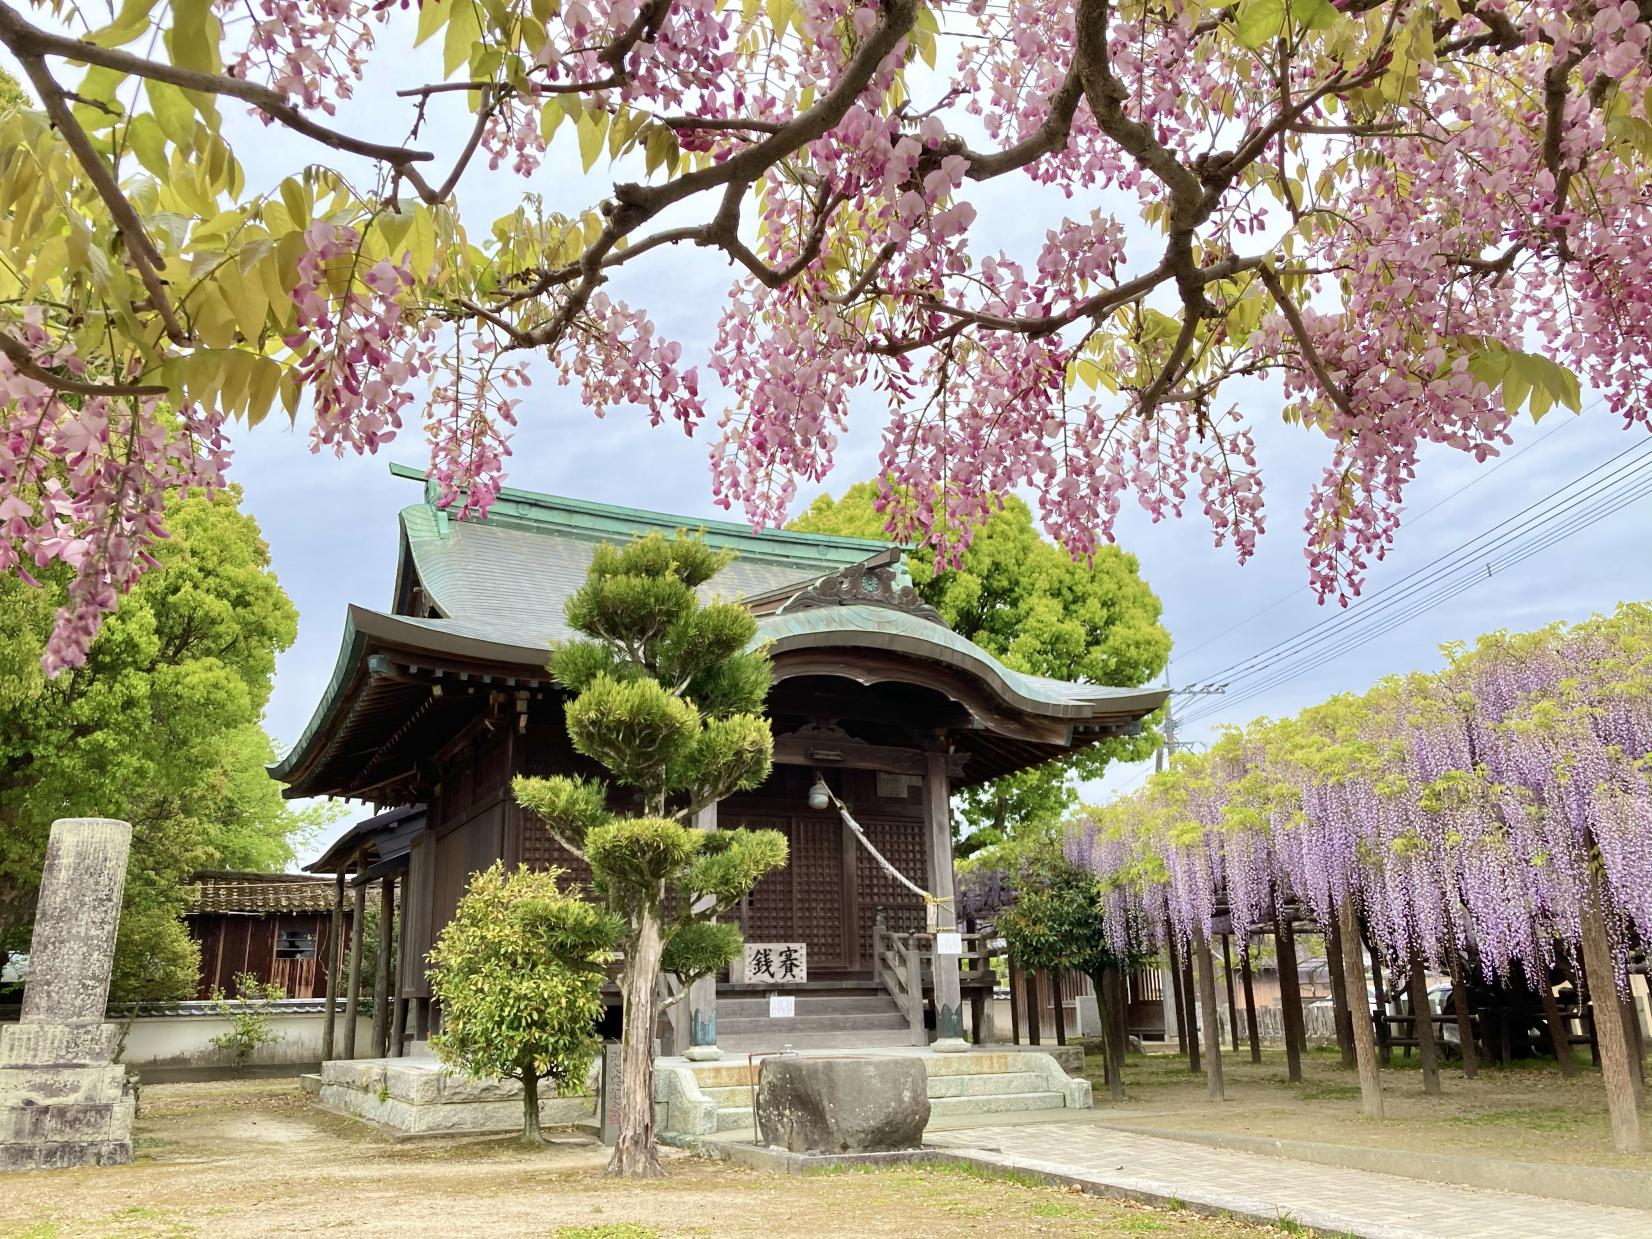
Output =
[{"x1": 2, "y1": 1079, "x2": 1284, "y2": 1238}]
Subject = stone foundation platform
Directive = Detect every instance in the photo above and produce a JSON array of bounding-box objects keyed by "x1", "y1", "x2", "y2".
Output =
[{"x1": 318, "y1": 1050, "x2": 599, "y2": 1137}]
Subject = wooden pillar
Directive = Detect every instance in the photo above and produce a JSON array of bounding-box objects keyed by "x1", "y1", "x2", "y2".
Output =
[
  {"x1": 1169, "y1": 954, "x2": 1188, "y2": 1057},
  {"x1": 1275, "y1": 906, "x2": 1305, "y2": 1083},
  {"x1": 1408, "y1": 954, "x2": 1441, "y2": 1096},
  {"x1": 1534, "y1": 955, "x2": 1577, "y2": 1078},
  {"x1": 1326, "y1": 912, "x2": 1356, "y2": 1068},
  {"x1": 922, "y1": 750, "x2": 966, "y2": 1050},
  {"x1": 342, "y1": 870, "x2": 368, "y2": 1059},
  {"x1": 1051, "y1": 972, "x2": 1067, "y2": 1046},
  {"x1": 1582, "y1": 875, "x2": 1641, "y2": 1152},
  {"x1": 1222, "y1": 933, "x2": 1240, "y2": 1054},
  {"x1": 390, "y1": 992, "x2": 408, "y2": 1058},
  {"x1": 1622, "y1": 990, "x2": 1646, "y2": 1104},
  {"x1": 1239, "y1": 943, "x2": 1261, "y2": 1064},
  {"x1": 1339, "y1": 897, "x2": 1383, "y2": 1119},
  {"x1": 371, "y1": 875, "x2": 395, "y2": 1057},
  {"x1": 413, "y1": 996, "x2": 430, "y2": 1041},
  {"x1": 321, "y1": 867, "x2": 345, "y2": 1061},
  {"x1": 1023, "y1": 969, "x2": 1041, "y2": 1045},
  {"x1": 1180, "y1": 940, "x2": 1201, "y2": 1073},
  {"x1": 1008, "y1": 961, "x2": 1022, "y2": 1045},
  {"x1": 1370, "y1": 943, "x2": 1392, "y2": 1067},
  {"x1": 1195, "y1": 928, "x2": 1224, "y2": 1100},
  {"x1": 1098, "y1": 963, "x2": 1126, "y2": 1101},
  {"x1": 1447, "y1": 940, "x2": 1479, "y2": 1078},
  {"x1": 686, "y1": 802, "x2": 722, "y2": 1060}
]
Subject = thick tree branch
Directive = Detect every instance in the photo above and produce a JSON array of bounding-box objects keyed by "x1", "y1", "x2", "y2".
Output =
[
  {"x1": 0, "y1": 332, "x2": 167, "y2": 397},
  {"x1": 9, "y1": 48, "x2": 187, "y2": 342},
  {"x1": 1257, "y1": 263, "x2": 1355, "y2": 419},
  {"x1": 0, "y1": 1, "x2": 433, "y2": 170}
]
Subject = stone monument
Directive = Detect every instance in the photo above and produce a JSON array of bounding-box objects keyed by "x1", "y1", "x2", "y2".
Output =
[
  {"x1": 1, "y1": 818, "x2": 136, "y2": 1171},
  {"x1": 755, "y1": 1056, "x2": 929, "y2": 1154}
]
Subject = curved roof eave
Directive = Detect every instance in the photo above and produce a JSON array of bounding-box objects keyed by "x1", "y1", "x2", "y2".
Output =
[
  {"x1": 270, "y1": 603, "x2": 1167, "y2": 791},
  {"x1": 756, "y1": 606, "x2": 1168, "y2": 722}
]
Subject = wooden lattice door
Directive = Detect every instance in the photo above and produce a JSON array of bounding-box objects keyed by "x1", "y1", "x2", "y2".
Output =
[{"x1": 737, "y1": 814, "x2": 848, "y2": 973}]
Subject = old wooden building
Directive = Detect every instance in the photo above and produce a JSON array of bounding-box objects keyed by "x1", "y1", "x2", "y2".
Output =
[
  {"x1": 273, "y1": 466, "x2": 1166, "y2": 1056},
  {"x1": 185, "y1": 872, "x2": 352, "y2": 1000}
]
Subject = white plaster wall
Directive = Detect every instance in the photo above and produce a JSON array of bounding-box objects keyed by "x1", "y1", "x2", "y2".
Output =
[{"x1": 118, "y1": 1011, "x2": 374, "y2": 1070}]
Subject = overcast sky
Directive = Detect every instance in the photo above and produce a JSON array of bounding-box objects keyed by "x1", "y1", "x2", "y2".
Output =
[{"x1": 6, "y1": 24, "x2": 1646, "y2": 857}]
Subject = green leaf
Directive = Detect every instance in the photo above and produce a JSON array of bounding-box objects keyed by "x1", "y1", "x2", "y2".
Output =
[
  {"x1": 444, "y1": 0, "x2": 482, "y2": 77},
  {"x1": 415, "y1": 0, "x2": 452, "y2": 46},
  {"x1": 145, "y1": 79, "x2": 196, "y2": 147},
  {"x1": 83, "y1": 0, "x2": 161, "y2": 47},
  {"x1": 577, "y1": 111, "x2": 607, "y2": 172},
  {"x1": 1294, "y1": 0, "x2": 1339, "y2": 31},
  {"x1": 126, "y1": 113, "x2": 170, "y2": 178},
  {"x1": 1235, "y1": 0, "x2": 1285, "y2": 47}
]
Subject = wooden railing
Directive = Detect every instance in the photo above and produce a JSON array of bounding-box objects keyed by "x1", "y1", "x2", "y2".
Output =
[{"x1": 872, "y1": 921, "x2": 998, "y2": 1046}]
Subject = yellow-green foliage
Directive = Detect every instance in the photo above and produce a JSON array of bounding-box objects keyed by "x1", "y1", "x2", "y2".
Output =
[{"x1": 429, "y1": 864, "x2": 619, "y2": 1095}]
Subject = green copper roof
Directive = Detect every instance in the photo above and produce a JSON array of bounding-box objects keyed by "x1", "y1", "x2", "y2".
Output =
[
  {"x1": 271, "y1": 467, "x2": 1168, "y2": 794},
  {"x1": 389, "y1": 462, "x2": 890, "y2": 566}
]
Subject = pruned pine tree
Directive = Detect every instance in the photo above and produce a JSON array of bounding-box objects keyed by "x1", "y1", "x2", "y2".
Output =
[
  {"x1": 428, "y1": 863, "x2": 619, "y2": 1146},
  {"x1": 513, "y1": 534, "x2": 786, "y2": 1178}
]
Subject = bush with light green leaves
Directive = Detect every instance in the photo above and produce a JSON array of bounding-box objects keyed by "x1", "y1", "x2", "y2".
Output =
[{"x1": 428, "y1": 863, "x2": 620, "y2": 1145}]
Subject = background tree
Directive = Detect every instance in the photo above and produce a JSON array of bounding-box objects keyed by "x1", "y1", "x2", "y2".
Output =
[
  {"x1": 512, "y1": 534, "x2": 787, "y2": 1178},
  {"x1": 969, "y1": 832, "x2": 1137, "y2": 1100},
  {"x1": 1, "y1": 2, "x2": 1647, "y2": 668},
  {"x1": 792, "y1": 481, "x2": 1170, "y2": 850},
  {"x1": 429, "y1": 863, "x2": 620, "y2": 1146},
  {"x1": 0, "y1": 486, "x2": 325, "y2": 1000}
]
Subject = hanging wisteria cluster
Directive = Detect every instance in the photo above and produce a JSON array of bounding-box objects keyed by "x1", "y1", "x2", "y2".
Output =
[
  {"x1": 5, "y1": 0, "x2": 1652, "y2": 671},
  {"x1": 1065, "y1": 605, "x2": 1652, "y2": 990}
]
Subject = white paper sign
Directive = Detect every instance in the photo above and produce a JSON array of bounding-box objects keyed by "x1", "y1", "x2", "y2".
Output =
[
  {"x1": 935, "y1": 931, "x2": 963, "y2": 956},
  {"x1": 769, "y1": 994, "x2": 796, "y2": 1019}
]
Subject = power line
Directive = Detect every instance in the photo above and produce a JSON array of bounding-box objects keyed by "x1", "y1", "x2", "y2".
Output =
[
  {"x1": 1178, "y1": 469, "x2": 1652, "y2": 727},
  {"x1": 1173, "y1": 409, "x2": 1587, "y2": 664},
  {"x1": 1180, "y1": 437, "x2": 1652, "y2": 694},
  {"x1": 1174, "y1": 455, "x2": 1652, "y2": 728}
]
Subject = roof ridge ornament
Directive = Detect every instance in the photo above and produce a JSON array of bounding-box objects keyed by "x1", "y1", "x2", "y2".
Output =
[{"x1": 773, "y1": 557, "x2": 946, "y2": 625}]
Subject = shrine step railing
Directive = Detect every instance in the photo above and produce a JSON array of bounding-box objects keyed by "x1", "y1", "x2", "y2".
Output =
[{"x1": 872, "y1": 923, "x2": 998, "y2": 1046}]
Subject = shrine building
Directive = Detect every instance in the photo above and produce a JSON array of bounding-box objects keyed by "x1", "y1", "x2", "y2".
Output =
[{"x1": 273, "y1": 464, "x2": 1166, "y2": 1059}]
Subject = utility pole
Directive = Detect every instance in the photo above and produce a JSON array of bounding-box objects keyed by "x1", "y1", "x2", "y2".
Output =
[{"x1": 1156, "y1": 681, "x2": 1227, "y2": 771}]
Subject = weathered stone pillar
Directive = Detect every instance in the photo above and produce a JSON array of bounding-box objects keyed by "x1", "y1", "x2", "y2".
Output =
[
  {"x1": 685, "y1": 802, "x2": 722, "y2": 1061},
  {"x1": 923, "y1": 751, "x2": 967, "y2": 1052},
  {"x1": 1, "y1": 818, "x2": 136, "y2": 1172}
]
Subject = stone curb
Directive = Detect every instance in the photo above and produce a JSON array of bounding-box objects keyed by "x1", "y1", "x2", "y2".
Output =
[
  {"x1": 689, "y1": 1138, "x2": 1377, "y2": 1235},
  {"x1": 1092, "y1": 1123, "x2": 1652, "y2": 1214},
  {"x1": 926, "y1": 1147, "x2": 1408, "y2": 1239}
]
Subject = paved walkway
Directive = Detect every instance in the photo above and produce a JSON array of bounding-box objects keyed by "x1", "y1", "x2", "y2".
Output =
[{"x1": 925, "y1": 1121, "x2": 1652, "y2": 1239}]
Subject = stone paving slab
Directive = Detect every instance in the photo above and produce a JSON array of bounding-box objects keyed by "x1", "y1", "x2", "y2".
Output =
[{"x1": 924, "y1": 1121, "x2": 1652, "y2": 1239}]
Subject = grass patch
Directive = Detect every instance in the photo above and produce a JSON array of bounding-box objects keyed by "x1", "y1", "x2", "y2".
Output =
[
  {"x1": 553, "y1": 1227, "x2": 659, "y2": 1239},
  {"x1": 1298, "y1": 1083, "x2": 1360, "y2": 1102}
]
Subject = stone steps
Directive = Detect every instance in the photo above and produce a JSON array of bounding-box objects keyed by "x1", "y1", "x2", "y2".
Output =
[
  {"x1": 714, "y1": 1029, "x2": 915, "y2": 1054},
  {"x1": 923, "y1": 1071, "x2": 1047, "y2": 1099},
  {"x1": 927, "y1": 1090, "x2": 1066, "y2": 1117},
  {"x1": 654, "y1": 1049, "x2": 1091, "y2": 1141},
  {"x1": 718, "y1": 995, "x2": 897, "y2": 1019},
  {"x1": 716, "y1": 1013, "x2": 909, "y2": 1036}
]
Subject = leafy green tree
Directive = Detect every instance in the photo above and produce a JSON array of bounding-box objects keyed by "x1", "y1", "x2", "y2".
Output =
[
  {"x1": 513, "y1": 534, "x2": 787, "y2": 1178},
  {"x1": 985, "y1": 838, "x2": 1134, "y2": 1101},
  {"x1": 791, "y1": 482, "x2": 1171, "y2": 849},
  {"x1": 429, "y1": 864, "x2": 620, "y2": 1145},
  {"x1": 0, "y1": 487, "x2": 324, "y2": 1000}
]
